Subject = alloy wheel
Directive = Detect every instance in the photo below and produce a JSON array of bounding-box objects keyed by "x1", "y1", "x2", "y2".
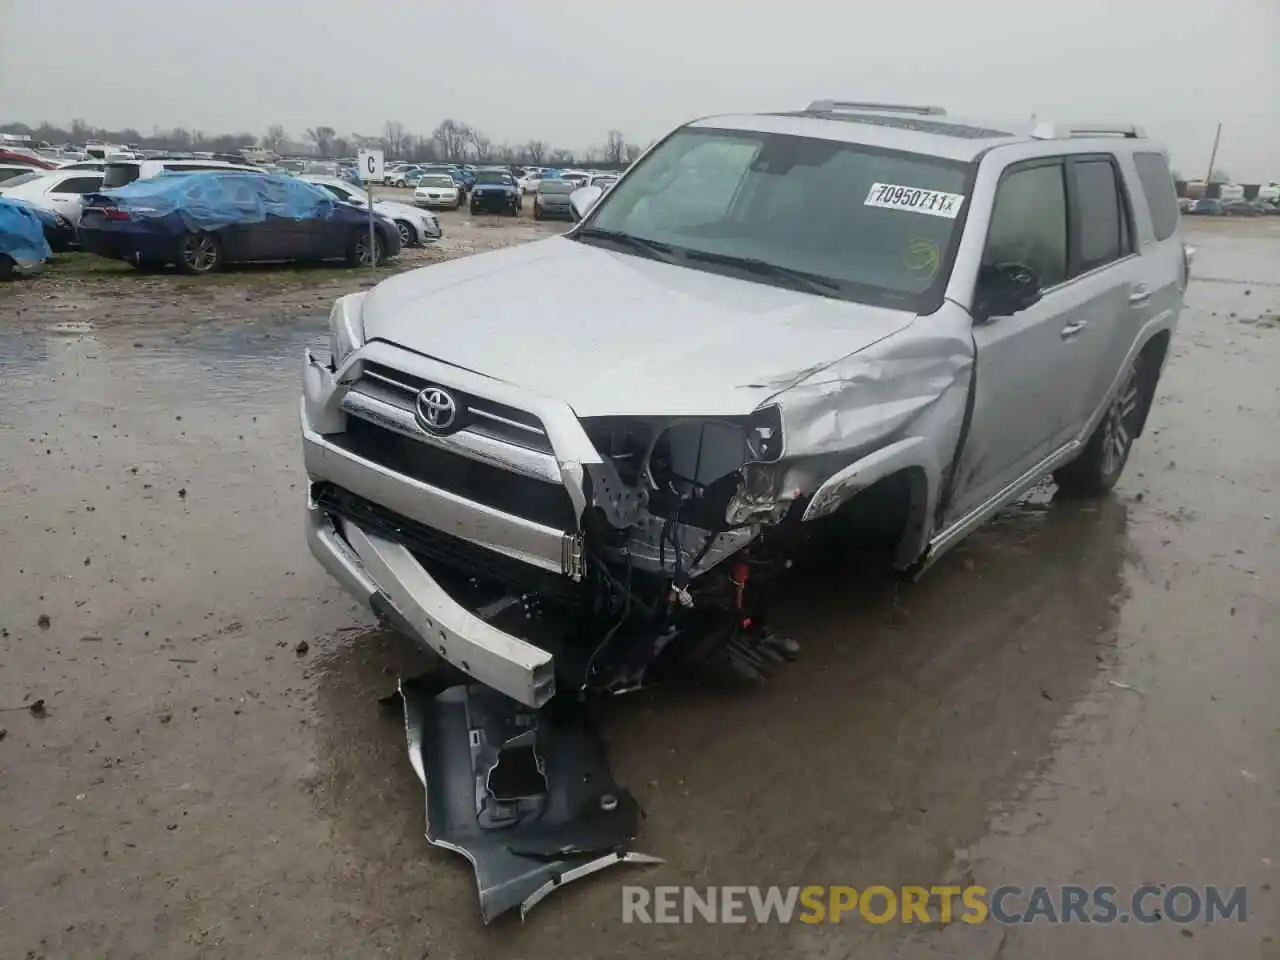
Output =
[
  {"x1": 182, "y1": 235, "x2": 218, "y2": 273},
  {"x1": 354, "y1": 233, "x2": 380, "y2": 266},
  {"x1": 1100, "y1": 359, "x2": 1142, "y2": 477}
]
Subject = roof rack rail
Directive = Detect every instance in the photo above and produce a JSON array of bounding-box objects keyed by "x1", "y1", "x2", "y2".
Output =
[
  {"x1": 804, "y1": 100, "x2": 947, "y2": 117},
  {"x1": 1030, "y1": 122, "x2": 1146, "y2": 140}
]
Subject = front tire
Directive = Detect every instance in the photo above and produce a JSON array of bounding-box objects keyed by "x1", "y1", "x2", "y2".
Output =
[
  {"x1": 177, "y1": 232, "x2": 222, "y2": 275},
  {"x1": 394, "y1": 220, "x2": 415, "y2": 247},
  {"x1": 346, "y1": 229, "x2": 382, "y2": 267},
  {"x1": 1054, "y1": 354, "x2": 1147, "y2": 497}
]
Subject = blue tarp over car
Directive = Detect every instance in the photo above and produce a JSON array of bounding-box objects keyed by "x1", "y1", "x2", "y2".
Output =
[
  {"x1": 0, "y1": 197, "x2": 52, "y2": 268},
  {"x1": 100, "y1": 172, "x2": 339, "y2": 232}
]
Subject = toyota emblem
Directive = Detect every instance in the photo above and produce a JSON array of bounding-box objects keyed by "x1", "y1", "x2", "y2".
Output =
[{"x1": 415, "y1": 386, "x2": 460, "y2": 433}]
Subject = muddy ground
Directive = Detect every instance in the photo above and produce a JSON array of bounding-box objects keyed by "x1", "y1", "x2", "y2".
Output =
[{"x1": 0, "y1": 212, "x2": 1276, "y2": 960}]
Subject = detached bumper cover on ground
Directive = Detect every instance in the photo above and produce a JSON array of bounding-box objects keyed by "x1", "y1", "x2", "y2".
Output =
[{"x1": 394, "y1": 676, "x2": 661, "y2": 923}]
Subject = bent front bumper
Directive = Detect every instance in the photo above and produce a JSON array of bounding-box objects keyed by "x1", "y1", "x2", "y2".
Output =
[
  {"x1": 302, "y1": 344, "x2": 611, "y2": 706},
  {"x1": 308, "y1": 501, "x2": 556, "y2": 706}
]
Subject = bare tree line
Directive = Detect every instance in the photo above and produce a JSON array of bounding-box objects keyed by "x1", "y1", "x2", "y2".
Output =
[
  {"x1": 2, "y1": 117, "x2": 645, "y2": 166},
  {"x1": 299, "y1": 119, "x2": 645, "y2": 165},
  {"x1": 1, "y1": 118, "x2": 257, "y2": 155}
]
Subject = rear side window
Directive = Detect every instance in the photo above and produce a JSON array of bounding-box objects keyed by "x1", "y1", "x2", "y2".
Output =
[
  {"x1": 1132, "y1": 152, "x2": 1179, "y2": 241},
  {"x1": 102, "y1": 163, "x2": 141, "y2": 188},
  {"x1": 983, "y1": 161, "x2": 1068, "y2": 288},
  {"x1": 1070, "y1": 158, "x2": 1132, "y2": 274},
  {"x1": 52, "y1": 176, "x2": 104, "y2": 194}
]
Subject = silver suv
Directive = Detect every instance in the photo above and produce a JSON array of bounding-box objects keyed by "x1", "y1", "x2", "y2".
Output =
[{"x1": 301, "y1": 100, "x2": 1190, "y2": 708}]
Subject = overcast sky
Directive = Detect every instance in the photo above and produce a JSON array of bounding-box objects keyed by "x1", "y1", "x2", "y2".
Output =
[{"x1": 2, "y1": 0, "x2": 1277, "y2": 180}]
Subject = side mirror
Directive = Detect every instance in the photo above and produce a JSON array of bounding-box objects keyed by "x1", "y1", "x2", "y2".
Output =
[
  {"x1": 975, "y1": 262, "x2": 1042, "y2": 322},
  {"x1": 569, "y1": 185, "x2": 604, "y2": 222}
]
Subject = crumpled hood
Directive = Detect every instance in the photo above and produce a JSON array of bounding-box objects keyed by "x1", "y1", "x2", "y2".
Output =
[{"x1": 359, "y1": 236, "x2": 917, "y2": 417}]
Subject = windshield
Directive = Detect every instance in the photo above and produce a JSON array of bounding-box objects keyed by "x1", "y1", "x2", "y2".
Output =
[
  {"x1": 578, "y1": 127, "x2": 973, "y2": 309},
  {"x1": 420, "y1": 176, "x2": 454, "y2": 188},
  {"x1": 475, "y1": 171, "x2": 512, "y2": 185},
  {"x1": 318, "y1": 182, "x2": 364, "y2": 203}
]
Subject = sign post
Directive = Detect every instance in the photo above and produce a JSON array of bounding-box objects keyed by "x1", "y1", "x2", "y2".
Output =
[{"x1": 357, "y1": 148, "x2": 384, "y2": 275}]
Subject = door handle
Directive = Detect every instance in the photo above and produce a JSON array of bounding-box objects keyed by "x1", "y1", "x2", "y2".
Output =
[
  {"x1": 1128, "y1": 284, "x2": 1152, "y2": 307},
  {"x1": 1061, "y1": 320, "x2": 1088, "y2": 339}
]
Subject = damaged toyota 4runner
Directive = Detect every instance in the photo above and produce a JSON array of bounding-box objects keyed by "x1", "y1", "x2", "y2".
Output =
[{"x1": 302, "y1": 101, "x2": 1191, "y2": 708}]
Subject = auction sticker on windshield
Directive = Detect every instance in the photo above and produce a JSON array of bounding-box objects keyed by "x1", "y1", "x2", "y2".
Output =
[{"x1": 864, "y1": 183, "x2": 966, "y2": 219}]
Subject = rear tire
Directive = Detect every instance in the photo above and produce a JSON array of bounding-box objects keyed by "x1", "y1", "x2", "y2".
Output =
[
  {"x1": 1054, "y1": 353, "x2": 1147, "y2": 497},
  {"x1": 0, "y1": 255, "x2": 14, "y2": 280},
  {"x1": 177, "y1": 232, "x2": 222, "y2": 275}
]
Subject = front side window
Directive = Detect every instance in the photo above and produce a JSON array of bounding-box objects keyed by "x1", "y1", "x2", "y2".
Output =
[
  {"x1": 983, "y1": 162, "x2": 1068, "y2": 289},
  {"x1": 579, "y1": 127, "x2": 973, "y2": 309},
  {"x1": 1072, "y1": 159, "x2": 1130, "y2": 273}
]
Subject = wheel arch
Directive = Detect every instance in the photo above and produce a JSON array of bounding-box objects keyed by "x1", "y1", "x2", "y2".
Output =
[
  {"x1": 1133, "y1": 328, "x2": 1171, "y2": 438},
  {"x1": 798, "y1": 437, "x2": 942, "y2": 569}
]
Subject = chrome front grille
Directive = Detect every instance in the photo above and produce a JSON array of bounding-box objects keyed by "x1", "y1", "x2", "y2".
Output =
[{"x1": 354, "y1": 361, "x2": 553, "y2": 455}]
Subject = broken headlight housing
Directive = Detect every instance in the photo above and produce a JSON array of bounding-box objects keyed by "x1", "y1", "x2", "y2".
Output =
[{"x1": 328, "y1": 292, "x2": 368, "y2": 369}]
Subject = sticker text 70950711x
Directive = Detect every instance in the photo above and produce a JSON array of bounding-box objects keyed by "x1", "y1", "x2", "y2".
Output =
[{"x1": 864, "y1": 183, "x2": 966, "y2": 219}]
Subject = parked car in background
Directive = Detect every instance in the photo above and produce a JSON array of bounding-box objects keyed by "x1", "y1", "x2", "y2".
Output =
[
  {"x1": 0, "y1": 163, "x2": 42, "y2": 183},
  {"x1": 1177, "y1": 197, "x2": 1194, "y2": 213},
  {"x1": 559, "y1": 169, "x2": 590, "y2": 187},
  {"x1": 301, "y1": 174, "x2": 441, "y2": 246},
  {"x1": 0, "y1": 168, "x2": 106, "y2": 227},
  {"x1": 386, "y1": 165, "x2": 425, "y2": 188},
  {"x1": 57, "y1": 160, "x2": 106, "y2": 171},
  {"x1": 413, "y1": 174, "x2": 462, "y2": 209},
  {"x1": 1223, "y1": 199, "x2": 1268, "y2": 217},
  {"x1": 468, "y1": 169, "x2": 522, "y2": 216},
  {"x1": 0, "y1": 149, "x2": 56, "y2": 170},
  {"x1": 451, "y1": 165, "x2": 476, "y2": 193},
  {"x1": 7, "y1": 199, "x2": 76, "y2": 251},
  {"x1": 517, "y1": 171, "x2": 543, "y2": 195},
  {"x1": 79, "y1": 172, "x2": 400, "y2": 274},
  {"x1": 101, "y1": 158, "x2": 264, "y2": 189},
  {"x1": 532, "y1": 178, "x2": 576, "y2": 220},
  {"x1": 588, "y1": 173, "x2": 619, "y2": 191},
  {"x1": 1190, "y1": 198, "x2": 1223, "y2": 215},
  {"x1": 0, "y1": 197, "x2": 52, "y2": 277}
]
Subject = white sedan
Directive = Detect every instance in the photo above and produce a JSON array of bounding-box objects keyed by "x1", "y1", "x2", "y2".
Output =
[
  {"x1": 0, "y1": 168, "x2": 105, "y2": 225},
  {"x1": 413, "y1": 174, "x2": 463, "y2": 209},
  {"x1": 300, "y1": 174, "x2": 441, "y2": 246}
]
